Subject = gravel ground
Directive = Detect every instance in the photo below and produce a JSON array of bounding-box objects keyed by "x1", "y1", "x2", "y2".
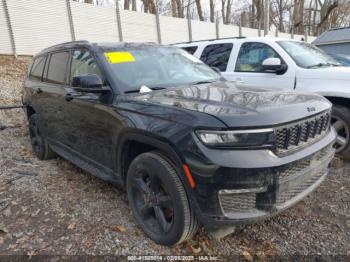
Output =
[{"x1": 0, "y1": 56, "x2": 349, "y2": 259}]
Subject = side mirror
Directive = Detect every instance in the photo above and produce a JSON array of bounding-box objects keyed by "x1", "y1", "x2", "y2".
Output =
[
  {"x1": 262, "y1": 58, "x2": 287, "y2": 75},
  {"x1": 72, "y1": 74, "x2": 108, "y2": 93}
]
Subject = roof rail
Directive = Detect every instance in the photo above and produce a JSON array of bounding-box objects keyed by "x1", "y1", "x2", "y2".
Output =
[
  {"x1": 51, "y1": 40, "x2": 90, "y2": 47},
  {"x1": 34, "y1": 40, "x2": 91, "y2": 56},
  {"x1": 172, "y1": 36, "x2": 246, "y2": 45},
  {"x1": 327, "y1": 26, "x2": 350, "y2": 31}
]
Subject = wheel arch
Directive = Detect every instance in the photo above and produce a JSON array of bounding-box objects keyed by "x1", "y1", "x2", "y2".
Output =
[
  {"x1": 324, "y1": 96, "x2": 350, "y2": 108},
  {"x1": 117, "y1": 130, "x2": 187, "y2": 185}
]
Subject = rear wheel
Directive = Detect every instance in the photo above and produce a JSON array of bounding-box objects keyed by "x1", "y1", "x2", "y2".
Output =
[
  {"x1": 28, "y1": 114, "x2": 56, "y2": 160},
  {"x1": 126, "y1": 151, "x2": 198, "y2": 246},
  {"x1": 332, "y1": 104, "x2": 350, "y2": 158}
]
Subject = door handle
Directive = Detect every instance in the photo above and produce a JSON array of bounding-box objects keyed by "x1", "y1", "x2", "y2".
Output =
[{"x1": 236, "y1": 79, "x2": 245, "y2": 84}]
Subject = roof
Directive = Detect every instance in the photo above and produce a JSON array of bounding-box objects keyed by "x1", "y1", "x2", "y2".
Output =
[
  {"x1": 35, "y1": 41, "x2": 162, "y2": 56},
  {"x1": 175, "y1": 36, "x2": 299, "y2": 47},
  {"x1": 313, "y1": 27, "x2": 350, "y2": 45}
]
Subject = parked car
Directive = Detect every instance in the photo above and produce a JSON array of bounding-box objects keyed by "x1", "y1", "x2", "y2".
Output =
[
  {"x1": 176, "y1": 37, "x2": 350, "y2": 158},
  {"x1": 23, "y1": 41, "x2": 336, "y2": 246},
  {"x1": 328, "y1": 53, "x2": 350, "y2": 66}
]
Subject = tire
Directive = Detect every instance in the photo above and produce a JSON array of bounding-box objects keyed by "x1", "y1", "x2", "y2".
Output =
[
  {"x1": 332, "y1": 104, "x2": 350, "y2": 158},
  {"x1": 126, "y1": 151, "x2": 198, "y2": 246},
  {"x1": 28, "y1": 114, "x2": 56, "y2": 160}
]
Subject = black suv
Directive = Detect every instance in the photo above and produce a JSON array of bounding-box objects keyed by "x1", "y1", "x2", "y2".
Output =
[{"x1": 23, "y1": 41, "x2": 336, "y2": 246}]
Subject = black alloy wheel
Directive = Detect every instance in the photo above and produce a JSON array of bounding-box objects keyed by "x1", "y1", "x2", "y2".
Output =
[{"x1": 126, "y1": 151, "x2": 198, "y2": 246}]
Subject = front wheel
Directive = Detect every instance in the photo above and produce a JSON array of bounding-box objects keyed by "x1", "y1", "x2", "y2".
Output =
[
  {"x1": 332, "y1": 104, "x2": 350, "y2": 158},
  {"x1": 126, "y1": 151, "x2": 198, "y2": 246}
]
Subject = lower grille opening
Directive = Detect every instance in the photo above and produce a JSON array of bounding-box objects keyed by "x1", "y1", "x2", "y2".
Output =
[
  {"x1": 276, "y1": 145, "x2": 334, "y2": 208},
  {"x1": 219, "y1": 192, "x2": 256, "y2": 214},
  {"x1": 276, "y1": 169, "x2": 327, "y2": 206}
]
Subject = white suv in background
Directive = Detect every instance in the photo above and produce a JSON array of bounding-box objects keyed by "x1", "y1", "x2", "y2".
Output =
[{"x1": 176, "y1": 37, "x2": 350, "y2": 157}]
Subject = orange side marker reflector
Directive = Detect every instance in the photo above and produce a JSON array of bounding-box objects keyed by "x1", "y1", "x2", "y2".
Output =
[{"x1": 183, "y1": 164, "x2": 196, "y2": 188}]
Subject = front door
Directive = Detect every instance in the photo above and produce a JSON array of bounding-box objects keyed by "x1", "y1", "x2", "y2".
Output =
[
  {"x1": 225, "y1": 42, "x2": 295, "y2": 90},
  {"x1": 62, "y1": 49, "x2": 122, "y2": 173}
]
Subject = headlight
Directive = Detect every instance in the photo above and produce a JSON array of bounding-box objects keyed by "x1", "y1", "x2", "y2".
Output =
[{"x1": 195, "y1": 129, "x2": 275, "y2": 148}]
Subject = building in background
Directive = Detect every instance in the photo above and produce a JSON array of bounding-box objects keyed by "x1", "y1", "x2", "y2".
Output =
[{"x1": 313, "y1": 27, "x2": 350, "y2": 56}]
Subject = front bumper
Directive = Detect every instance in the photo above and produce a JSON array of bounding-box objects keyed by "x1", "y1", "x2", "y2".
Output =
[{"x1": 186, "y1": 129, "x2": 336, "y2": 237}]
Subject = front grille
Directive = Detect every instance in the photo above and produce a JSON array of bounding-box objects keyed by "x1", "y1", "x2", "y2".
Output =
[
  {"x1": 275, "y1": 110, "x2": 331, "y2": 156},
  {"x1": 219, "y1": 192, "x2": 256, "y2": 214}
]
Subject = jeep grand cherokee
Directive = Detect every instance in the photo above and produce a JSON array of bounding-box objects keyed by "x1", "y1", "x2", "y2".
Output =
[{"x1": 22, "y1": 41, "x2": 336, "y2": 246}]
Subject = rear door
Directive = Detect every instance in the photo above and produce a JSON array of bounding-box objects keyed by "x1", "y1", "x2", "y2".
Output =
[
  {"x1": 24, "y1": 55, "x2": 48, "y2": 125},
  {"x1": 199, "y1": 43, "x2": 234, "y2": 75},
  {"x1": 36, "y1": 51, "x2": 70, "y2": 140}
]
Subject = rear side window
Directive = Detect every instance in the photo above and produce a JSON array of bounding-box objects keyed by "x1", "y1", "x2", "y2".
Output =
[
  {"x1": 200, "y1": 43, "x2": 233, "y2": 72},
  {"x1": 46, "y1": 51, "x2": 70, "y2": 85},
  {"x1": 181, "y1": 46, "x2": 198, "y2": 55},
  {"x1": 29, "y1": 56, "x2": 46, "y2": 81},
  {"x1": 70, "y1": 49, "x2": 103, "y2": 83}
]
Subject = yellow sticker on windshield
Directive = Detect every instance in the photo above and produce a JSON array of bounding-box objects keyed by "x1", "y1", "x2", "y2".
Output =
[{"x1": 104, "y1": 52, "x2": 135, "y2": 64}]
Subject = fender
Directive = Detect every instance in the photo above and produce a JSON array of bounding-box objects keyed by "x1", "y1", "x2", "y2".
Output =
[
  {"x1": 316, "y1": 92, "x2": 350, "y2": 100},
  {"x1": 116, "y1": 129, "x2": 205, "y2": 221},
  {"x1": 117, "y1": 128, "x2": 186, "y2": 180}
]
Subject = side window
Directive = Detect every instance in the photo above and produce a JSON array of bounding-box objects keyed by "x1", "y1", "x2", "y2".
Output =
[
  {"x1": 70, "y1": 49, "x2": 103, "y2": 83},
  {"x1": 235, "y1": 42, "x2": 282, "y2": 72},
  {"x1": 200, "y1": 43, "x2": 233, "y2": 72},
  {"x1": 29, "y1": 56, "x2": 46, "y2": 81},
  {"x1": 182, "y1": 46, "x2": 198, "y2": 55},
  {"x1": 46, "y1": 51, "x2": 70, "y2": 85}
]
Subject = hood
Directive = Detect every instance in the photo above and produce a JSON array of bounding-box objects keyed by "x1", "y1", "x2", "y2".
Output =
[
  {"x1": 132, "y1": 81, "x2": 331, "y2": 128},
  {"x1": 298, "y1": 66, "x2": 350, "y2": 81}
]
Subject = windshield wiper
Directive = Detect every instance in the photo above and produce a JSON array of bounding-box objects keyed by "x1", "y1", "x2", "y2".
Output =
[
  {"x1": 306, "y1": 62, "x2": 340, "y2": 68},
  {"x1": 192, "y1": 79, "x2": 218, "y2": 85}
]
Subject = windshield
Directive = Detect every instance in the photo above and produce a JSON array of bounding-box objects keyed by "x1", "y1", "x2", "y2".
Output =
[
  {"x1": 277, "y1": 41, "x2": 341, "y2": 68},
  {"x1": 330, "y1": 54, "x2": 350, "y2": 66},
  {"x1": 103, "y1": 46, "x2": 220, "y2": 93}
]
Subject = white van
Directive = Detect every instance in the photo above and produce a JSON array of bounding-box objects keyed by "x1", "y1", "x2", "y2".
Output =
[{"x1": 176, "y1": 37, "x2": 350, "y2": 157}]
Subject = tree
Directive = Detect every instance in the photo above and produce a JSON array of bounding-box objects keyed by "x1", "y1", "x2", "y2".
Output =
[
  {"x1": 195, "y1": 0, "x2": 204, "y2": 21},
  {"x1": 176, "y1": 0, "x2": 184, "y2": 18},
  {"x1": 124, "y1": 0, "x2": 130, "y2": 10},
  {"x1": 270, "y1": 0, "x2": 292, "y2": 32},
  {"x1": 209, "y1": 0, "x2": 215, "y2": 22},
  {"x1": 293, "y1": 0, "x2": 305, "y2": 34},
  {"x1": 143, "y1": 0, "x2": 156, "y2": 14},
  {"x1": 225, "y1": 0, "x2": 232, "y2": 24},
  {"x1": 84, "y1": 0, "x2": 93, "y2": 3},
  {"x1": 171, "y1": 0, "x2": 177, "y2": 16},
  {"x1": 315, "y1": 0, "x2": 338, "y2": 35},
  {"x1": 221, "y1": 0, "x2": 233, "y2": 24},
  {"x1": 252, "y1": 0, "x2": 263, "y2": 28}
]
